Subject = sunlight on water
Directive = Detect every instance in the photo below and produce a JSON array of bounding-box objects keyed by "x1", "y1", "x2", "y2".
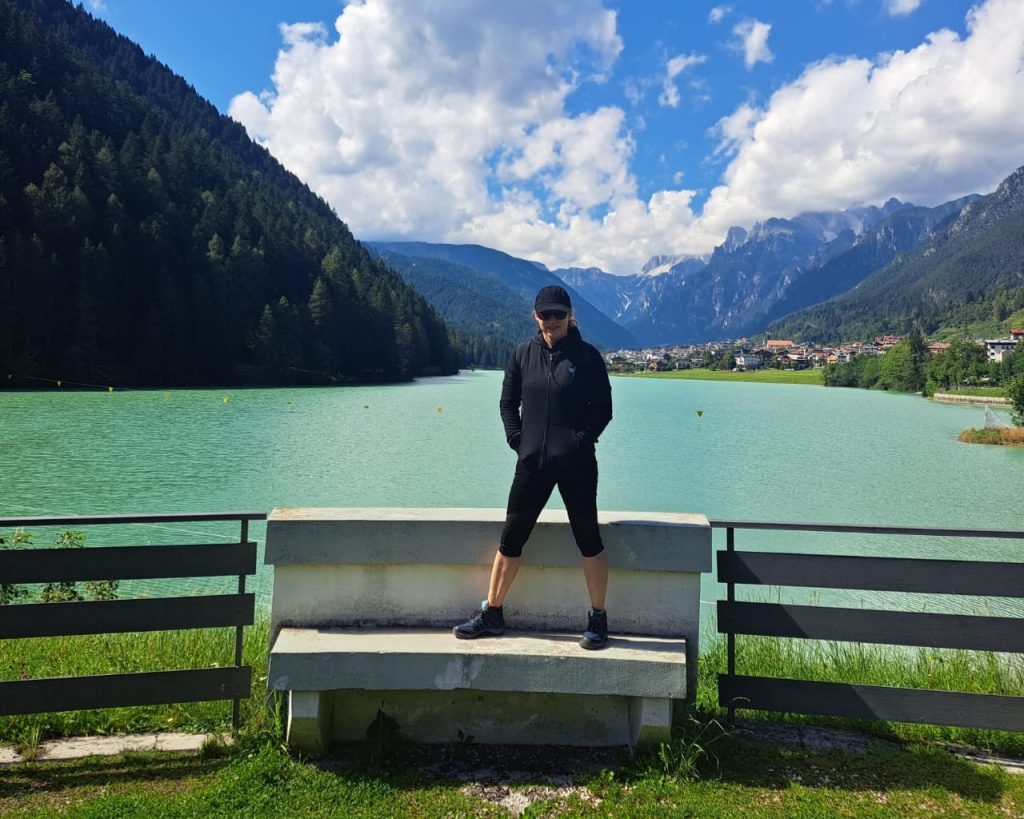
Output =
[{"x1": 2, "y1": 371, "x2": 1022, "y2": 618}]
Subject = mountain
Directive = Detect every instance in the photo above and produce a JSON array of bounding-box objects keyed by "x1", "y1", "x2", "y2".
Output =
[
  {"x1": 771, "y1": 165, "x2": 1024, "y2": 342},
  {"x1": 758, "y1": 197, "x2": 978, "y2": 329},
  {"x1": 0, "y1": 0, "x2": 456, "y2": 386},
  {"x1": 368, "y1": 241, "x2": 638, "y2": 350},
  {"x1": 554, "y1": 255, "x2": 708, "y2": 331},
  {"x1": 553, "y1": 266, "x2": 638, "y2": 323},
  {"x1": 627, "y1": 201, "x2": 930, "y2": 344},
  {"x1": 369, "y1": 249, "x2": 534, "y2": 367}
]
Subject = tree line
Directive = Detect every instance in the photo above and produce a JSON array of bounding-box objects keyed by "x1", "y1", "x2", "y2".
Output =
[{"x1": 823, "y1": 333, "x2": 1024, "y2": 422}]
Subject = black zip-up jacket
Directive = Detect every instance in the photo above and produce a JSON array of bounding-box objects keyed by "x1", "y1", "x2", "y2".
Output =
[{"x1": 499, "y1": 326, "x2": 613, "y2": 471}]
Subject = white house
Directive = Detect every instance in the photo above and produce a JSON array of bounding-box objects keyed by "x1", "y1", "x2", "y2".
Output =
[{"x1": 984, "y1": 337, "x2": 1020, "y2": 363}]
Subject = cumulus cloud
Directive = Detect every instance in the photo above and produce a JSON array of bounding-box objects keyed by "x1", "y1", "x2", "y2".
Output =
[
  {"x1": 86, "y1": 0, "x2": 107, "y2": 12},
  {"x1": 701, "y1": 0, "x2": 1024, "y2": 236},
  {"x1": 229, "y1": 0, "x2": 708, "y2": 273},
  {"x1": 658, "y1": 53, "x2": 707, "y2": 108},
  {"x1": 732, "y1": 19, "x2": 774, "y2": 69},
  {"x1": 886, "y1": 0, "x2": 923, "y2": 16},
  {"x1": 231, "y1": 0, "x2": 1024, "y2": 273},
  {"x1": 708, "y1": 5, "x2": 731, "y2": 24}
]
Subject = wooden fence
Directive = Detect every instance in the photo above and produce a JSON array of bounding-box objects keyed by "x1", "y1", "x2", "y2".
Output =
[
  {"x1": 712, "y1": 520, "x2": 1024, "y2": 732},
  {"x1": 0, "y1": 512, "x2": 265, "y2": 730}
]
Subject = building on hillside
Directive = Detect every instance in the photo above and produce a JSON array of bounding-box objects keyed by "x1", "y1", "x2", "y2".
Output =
[
  {"x1": 927, "y1": 341, "x2": 951, "y2": 356},
  {"x1": 874, "y1": 334, "x2": 903, "y2": 349},
  {"x1": 766, "y1": 339, "x2": 794, "y2": 351},
  {"x1": 983, "y1": 337, "x2": 1020, "y2": 362},
  {"x1": 1012, "y1": 329, "x2": 1024, "y2": 340},
  {"x1": 734, "y1": 354, "x2": 762, "y2": 370}
]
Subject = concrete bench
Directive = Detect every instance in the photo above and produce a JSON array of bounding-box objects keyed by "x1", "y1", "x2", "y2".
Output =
[{"x1": 264, "y1": 507, "x2": 711, "y2": 754}]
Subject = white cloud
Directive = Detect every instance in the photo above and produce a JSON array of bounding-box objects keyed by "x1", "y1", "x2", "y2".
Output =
[
  {"x1": 701, "y1": 0, "x2": 1024, "y2": 237},
  {"x1": 230, "y1": 0, "x2": 1024, "y2": 274},
  {"x1": 86, "y1": 0, "x2": 107, "y2": 12},
  {"x1": 886, "y1": 0, "x2": 923, "y2": 16},
  {"x1": 230, "y1": 0, "x2": 708, "y2": 273},
  {"x1": 708, "y1": 5, "x2": 731, "y2": 24},
  {"x1": 658, "y1": 53, "x2": 707, "y2": 108},
  {"x1": 732, "y1": 19, "x2": 774, "y2": 69}
]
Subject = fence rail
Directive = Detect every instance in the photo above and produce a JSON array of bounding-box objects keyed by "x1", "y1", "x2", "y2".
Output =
[
  {"x1": 710, "y1": 519, "x2": 1024, "y2": 733},
  {"x1": 0, "y1": 512, "x2": 266, "y2": 729}
]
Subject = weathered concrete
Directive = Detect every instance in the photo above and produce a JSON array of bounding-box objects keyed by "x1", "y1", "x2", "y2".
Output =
[
  {"x1": 326, "y1": 689, "x2": 659, "y2": 747},
  {"x1": 266, "y1": 507, "x2": 710, "y2": 571},
  {"x1": 288, "y1": 691, "x2": 333, "y2": 756},
  {"x1": 265, "y1": 507, "x2": 710, "y2": 754},
  {"x1": 270, "y1": 628, "x2": 686, "y2": 698},
  {"x1": 0, "y1": 733, "x2": 229, "y2": 764},
  {"x1": 932, "y1": 392, "x2": 1011, "y2": 407}
]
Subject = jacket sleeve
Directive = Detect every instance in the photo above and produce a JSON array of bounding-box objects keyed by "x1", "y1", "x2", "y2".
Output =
[
  {"x1": 499, "y1": 350, "x2": 523, "y2": 449},
  {"x1": 577, "y1": 347, "x2": 612, "y2": 447}
]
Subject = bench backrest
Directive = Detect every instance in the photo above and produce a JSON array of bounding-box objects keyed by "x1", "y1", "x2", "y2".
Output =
[{"x1": 265, "y1": 507, "x2": 710, "y2": 640}]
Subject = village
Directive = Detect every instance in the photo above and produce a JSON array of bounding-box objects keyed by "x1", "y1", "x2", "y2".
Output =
[{"x1": 604, "y1": 330, "x2": 1024, "y2": 373}]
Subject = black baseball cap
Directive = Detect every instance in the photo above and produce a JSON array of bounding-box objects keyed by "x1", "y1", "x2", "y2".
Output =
[{"x1": 534, "y1": 285, "x2": 572, "y2": 313}]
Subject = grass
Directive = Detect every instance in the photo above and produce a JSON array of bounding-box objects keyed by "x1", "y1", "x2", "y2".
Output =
[
  {"x1": 617, "y1": 367, "x2": 824, "y2": 385},
  {"x1": 0, "y1": 614, "x2": 276, "y2": 745},
  {"x1": 697, "y1": 638, "x2": 1024, "y2": 757},
  {"x1": 4, "y1": 617, "x2": 1024, "y2": 755},
  {"x1": 2, "y1": 722, "x2": 1023, "y2": 817},
  {"x1": 3, "y1": 621, "x2": 1024, "y2": 816},
  {"x1": 958, "y1": 427, "x2": 1024, "y2": 446}
]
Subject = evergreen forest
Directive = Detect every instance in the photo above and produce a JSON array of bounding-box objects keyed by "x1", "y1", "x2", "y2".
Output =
[{"x1": 0, "y1": 0, "x2": 458, "y2": 387}]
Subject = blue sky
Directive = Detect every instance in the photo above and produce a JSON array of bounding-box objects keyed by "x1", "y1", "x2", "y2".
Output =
[{"x1": 86, "y1": 0, "x2": 1024, "y2": 274}]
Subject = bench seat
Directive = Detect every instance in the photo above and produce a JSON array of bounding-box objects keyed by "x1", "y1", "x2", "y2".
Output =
[{"x1": 270, "y1": 627, "x2": 686, "y2": 751}]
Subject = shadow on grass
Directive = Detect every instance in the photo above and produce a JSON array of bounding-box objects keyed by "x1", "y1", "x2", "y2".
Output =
[
  {"x1": 0, "y1": 751, "x2": 231, "y2": 801},
  {"x1": 696, "y1": 731, "x2": 1008, "y2": 804}
]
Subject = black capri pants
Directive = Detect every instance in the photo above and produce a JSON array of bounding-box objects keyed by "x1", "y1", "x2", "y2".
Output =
[{"x1": 499, "y1": 455, "x2": 604, "y2": 558}]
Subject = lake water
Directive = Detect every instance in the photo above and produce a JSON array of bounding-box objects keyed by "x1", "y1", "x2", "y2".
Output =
[{"x1": 2, "y1": 371, "x2": 1022, "y2": 623}]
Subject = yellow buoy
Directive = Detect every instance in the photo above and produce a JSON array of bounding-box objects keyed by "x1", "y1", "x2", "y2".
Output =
[
  {"x1": 223, "y1": 395, "x2": 230, "y2": 404},
  {"x1": 108, "y1": 386, "x2": 114, "y2": 393},
  {"x1": 437, "y1": 407, "x2": 443, "y2": 413},
  {"x1": 696, "y1": 409, "x2": 703, "y2": 418}
]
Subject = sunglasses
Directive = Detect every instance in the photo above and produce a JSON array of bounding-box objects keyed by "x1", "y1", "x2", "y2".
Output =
[{"x1": 538, "y1": 310, "x2": 568, "y2": 321}]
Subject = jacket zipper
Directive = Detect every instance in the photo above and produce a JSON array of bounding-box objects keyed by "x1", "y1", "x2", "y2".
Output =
[{"x1": 540, "y1": 347, "x2": 553, "y2": 470}]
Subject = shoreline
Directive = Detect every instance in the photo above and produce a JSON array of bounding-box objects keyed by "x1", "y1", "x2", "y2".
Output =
[
  {"x1": 613, "y1": 368, "x2": 823, "y2": 386},
  {"x1": 933, "y1": 391, "x2": 1011, "y2": 406}
]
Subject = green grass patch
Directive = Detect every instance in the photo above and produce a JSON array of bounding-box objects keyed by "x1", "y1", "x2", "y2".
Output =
[
  {"x1": 698, "y1": 637, "x2": 1024, "y2": 756},
  {"x1": 0, "y1": 614, "x2": 275, "y2": 746},
  {"x1": 2, "y1": 725, "x2": 1023, "y2": 817},
  {"x1": 617, "y1": 367, "x2": 824, "y2": 385},
  {"x1": 3, "y1": 622, "x2": 1024, "y2": 816}
]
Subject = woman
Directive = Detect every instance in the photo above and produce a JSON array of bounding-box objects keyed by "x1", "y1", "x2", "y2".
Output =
[{"x1": 454, "y1": 285, "x2": 614, "y2": 648}]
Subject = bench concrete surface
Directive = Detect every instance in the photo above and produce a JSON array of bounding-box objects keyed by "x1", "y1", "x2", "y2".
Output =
[{"x1": 265, "y1": 507, "x2": 710, "y2": 754}]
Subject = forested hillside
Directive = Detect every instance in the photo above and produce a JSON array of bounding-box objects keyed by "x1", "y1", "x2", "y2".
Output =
[
  {"x1": 0, "y1": 0, "x2": 457, "y2": 386},
  {"x1": 371, "y1": 250, "x2": 534, "y2": 367}
]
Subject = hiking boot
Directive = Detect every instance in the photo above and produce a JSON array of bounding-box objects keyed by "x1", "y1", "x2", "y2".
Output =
[
  {"x1": 453, "y1": 601, "x2": 505, "y2": 639},
  {"x1": 580, "y1": 608, "x2": 608, "y2": 650}
]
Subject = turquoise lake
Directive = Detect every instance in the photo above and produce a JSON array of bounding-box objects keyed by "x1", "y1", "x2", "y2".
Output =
[{"x1": 2, "y1": 371, "x2": 1022, "y2": 620}]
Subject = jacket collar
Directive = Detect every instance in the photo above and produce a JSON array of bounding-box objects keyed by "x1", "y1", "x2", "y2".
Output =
[{"x1": 532, "y1": 325, "x2": 582, "y2": 352}]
